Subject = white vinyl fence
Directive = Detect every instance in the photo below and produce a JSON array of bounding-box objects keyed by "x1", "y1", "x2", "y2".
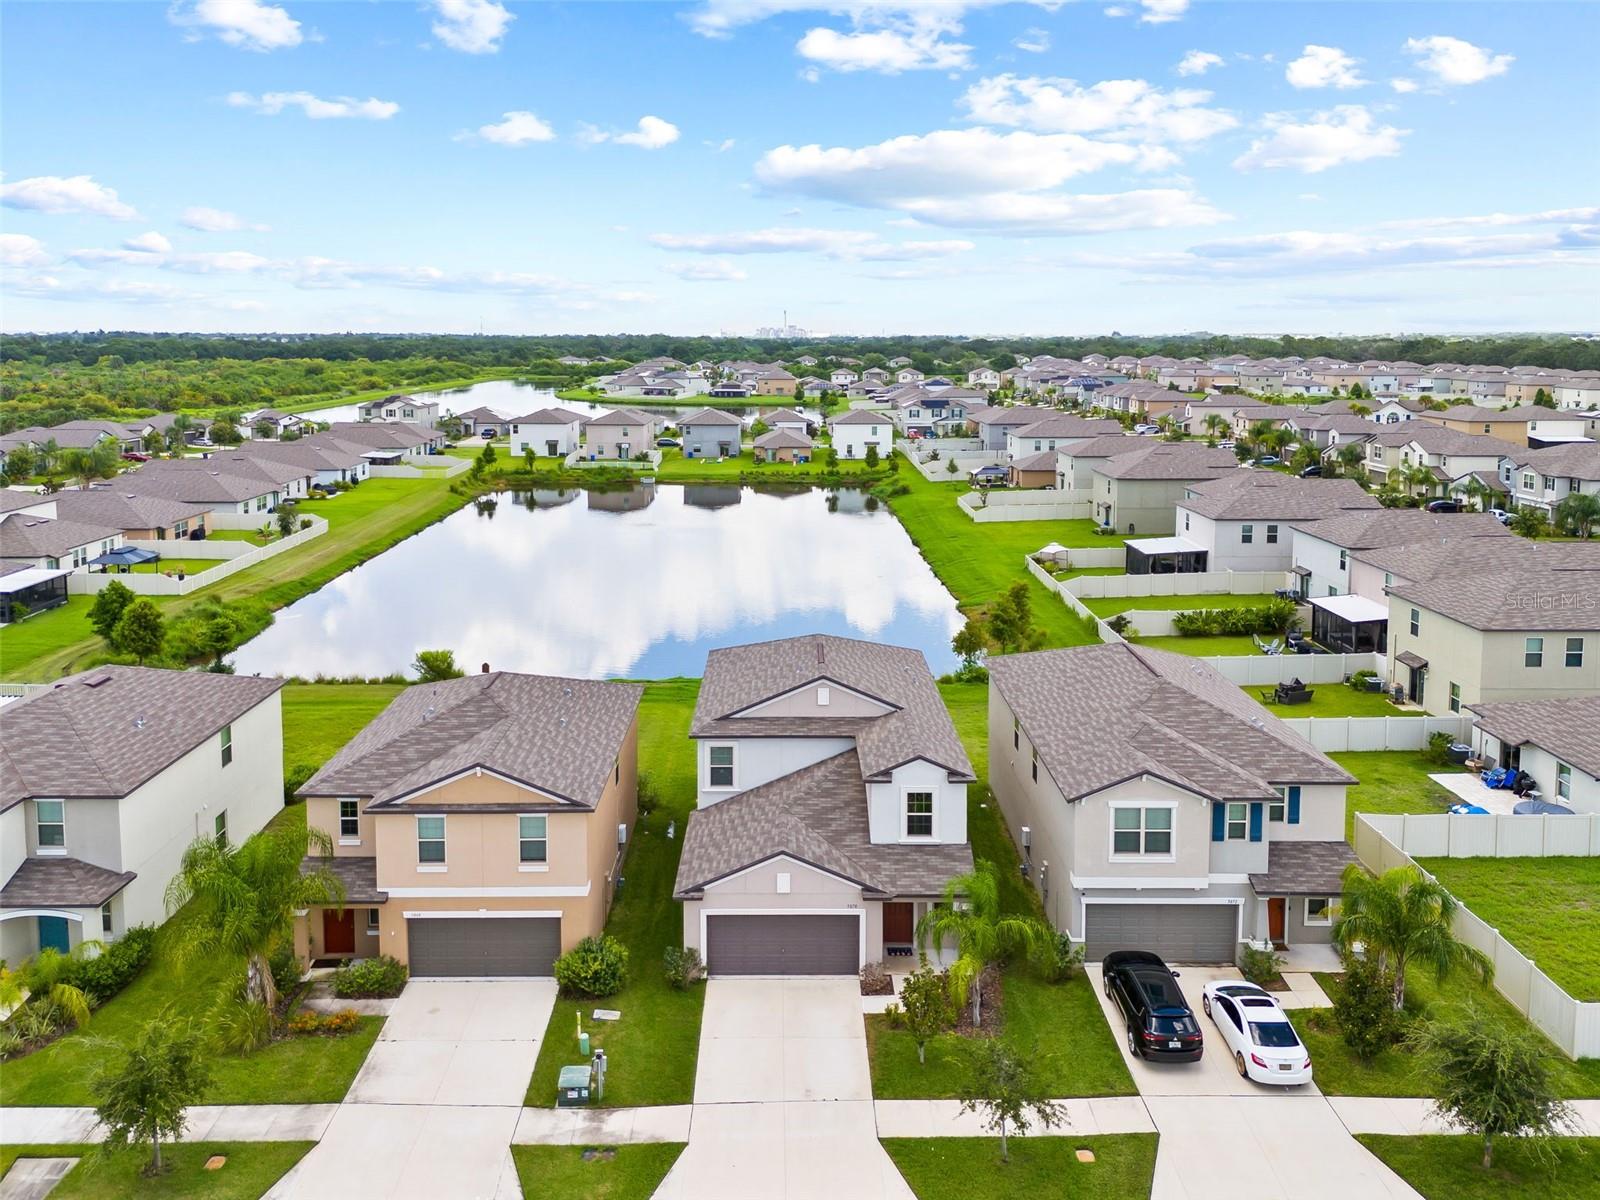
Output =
[
  {"x1": 68, "y1": 514, "x2": 329, "y2": 597},
  {"x1": 1353, "y1": 812, "x2": 1600, "y2": 1059},
  {"x1": 1197, "y1": 652, "x2": 1384, "y2": 685},
  {"x1": 1064, "y1": 570, "x2": 1296, "y2": 599},
  {"x1": 369, "y1": 457, "x2": 471, "y2": 479},
  {"x1": 958, "y1": 491, "x2": 1094, "y2": 522},
  {"x1": 562, "y1": 449, "x2": 663, "y2": 470},
  {"x1": 1279, "y1": 714, "x2": 1471, "y2": 752}
]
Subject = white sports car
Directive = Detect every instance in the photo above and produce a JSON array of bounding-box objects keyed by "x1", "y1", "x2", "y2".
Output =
[{"x1": 1200, "y1": 980, "x2": 1313, "y2": 1086}]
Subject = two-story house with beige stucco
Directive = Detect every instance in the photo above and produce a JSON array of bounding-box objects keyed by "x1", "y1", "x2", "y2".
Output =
[
  {"x1": 987, "y1": 643, "x2": 1356, "y2": 963},
  {"x1": 293, "y1": 672, "x2": 642, "y2": 976}
]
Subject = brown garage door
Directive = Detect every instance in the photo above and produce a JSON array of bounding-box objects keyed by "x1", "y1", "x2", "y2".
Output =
[
  {"x1": 705, "y1": 913, "x2": 860, "y2": 975},
  {"x1": 406, "y1": 917, "x2": 561, "y2": 977},
  {"x1": 1084, "y1": 903, "x2": 1237, "y2": 964}
]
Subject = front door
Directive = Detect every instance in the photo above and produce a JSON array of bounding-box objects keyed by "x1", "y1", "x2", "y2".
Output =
[
  {"x1": 1267, "y1": 897, "x2": 1287, "y2": 946},
  {"x1": 1407, "y1": 665, "x2": 1425, "y2": 703},
  {"x1": 546, "y1": 440, "x2": 558, "y2": 456},
  {"x1": 618, "y1": 442, "x2": 631, "y2": 461},
  {"x1": 323, "y1": 909, "x2": 356, "y2": 955},
  {"x1": 37, "y1": 915, "x2": 70, "y2": 954},
  {"x1": 883, "y1": 902, "x2": 915, "y2": 947}
]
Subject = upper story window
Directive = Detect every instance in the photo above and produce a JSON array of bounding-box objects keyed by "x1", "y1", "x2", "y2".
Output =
[
  {"x1": 339, "y1": 800, "x2": 360, "y2": 839},
  {"x1": 1112, "y1": 806, "x2": 1173, "y2": 856},
  {"x1": 220, "y1": 724, "x2": 233, "y2": 767},
  {"x1": 214, "y1": 810, "x2": 228, "y2": 847},
  {"x1": 1525, "y1": 637, "x2": 1544, "y2": 668},
  {"x1": 904, "y1": 792, "x2": 934, "y2": 839},
  {"x1": 519, "y1": 815, "x2": 548, "y2": 863},
  {"x1": 1241, "y1": 524, "x2": 1254, "y2": 545},
  {"x1": 1449, "y1": 683, "x2": 1461, "y2": 713},
  {"x1": 1012, "y1": 716, "x2": 1020, "y2": 750},
  {"x1": 1556, "y1": 762, "x2": 1572, "y2": 800},
  {"x1": 417, "y1": 816, "x2": 446, "y2": 864},
  {"x1": 1339, "y1": 549, "x2": 1348, "y2": 571},
  {"x1": 1566, "y1": 637, "x2": 1585, "y2": 668},
  {"x1": 708, "y1": 745, "x2": 735, "y2": 789},
  {"x1": 35, "y1": 800, "x2": 65, "y2": 851},
  {"x1": 1409, "y1": 608, "x2": 1420, "y2": 636},
  {"x1": 1226, "y1": 802, "x2": 1249, "y2": 841},
  {"x1": 1522, "y1": 472, "x2": 1536, "y2": 491},
  {"x1": 1266, "y1": 524, "x2": 1279, "y2": 545},
  {"x1": 1030, "y1": 747, "x2": 1038, "y2": 782}
]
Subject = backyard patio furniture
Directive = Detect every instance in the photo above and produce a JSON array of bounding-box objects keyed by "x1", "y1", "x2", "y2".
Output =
[{"x1": 1272, "y1": 680, "x2": 1314, "y2": 705}]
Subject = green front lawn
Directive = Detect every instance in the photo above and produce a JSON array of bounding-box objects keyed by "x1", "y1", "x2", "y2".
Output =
[
  {"x1": 509, "y1": 1144, "x2": 686, "y2": 1200},
  {"x1": 1081, "y1": 592, "x2": 1279, "y2": 617},
  {"x1": 1417, "y1": 857, "x2": 1600, "y2": 1002},
  {"x1": 883, "y1": 1134, "x2": 1159, "y2": 1200},
  {"x1": 525, "y1": 680, "x2": 706, "y2": 1107},
  {"x1": 1130, "y1": 633, "x2": 1264, "y2": 656},
  {"x1": 1356, "y1": 1135, "x2": 1600, "y2": 1200},
  {"x1": 1329, "y1": 751, "x2": 1460, "y2": 841},
  {"x1": 1299, "y1": 969, "x2": 1600, "y2": 1099},
  {"x1": 0, "y1": 1143, "x2": 314, "y2": 1199},
  {"x1": 1246, "y1": 685, "x2": 1408, "y2": 719},
  {"x1": 654, "y1": 448, "x2": 885, "y2": 482}
]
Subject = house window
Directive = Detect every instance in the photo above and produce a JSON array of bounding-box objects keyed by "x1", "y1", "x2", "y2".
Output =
[
  {"x1": 366, "y1": 908, "x2": 380, "y2": 932},
  {"x1": 519, "y1": 815, "x2": 548, "y2": 863},
  {"x1": 1339, "y1": 549, "x2": 1348, "y2": 571},
  {"x1": 214, "y1": 810, "x2": 228, "y2": 846},
  {"x1": 1304, "y1": 897, "x2": 1333, "y2": 926},
  {"x1": 1566, "y1": 637, "x2": 1584, "y2": 668},
  {"x1": 1183, "y1": 512, "x2": 1190, "y2": 531},
  {"x1": 1226, "y1": 802, "x2": 1249, "y2": 840},
  {"x1": 1448, "y1": 683, "x2": 1461, "y2": 713},
  {"x1": 1112, "y1": 806, "x2": 1173, "y2": 856},
  {"x1": 339, "y1": 800, "x2": 360, "y2": 839},
  {"x1": 221, "y1": 724, "x2": 233, "y2": 767},
  {"x1": 1266, "y1": 524, "x2": 1279, "y2": 545},
  {"x1": 708, "y1": 745, "x2": 735, "y2": 789},
  {"x1": 1269, "y1": 790, "x2": 1286, "y2": 823},
  {"x1": 417, "y1": 816, "x2": 446, "y2": 864},
  {"x1": 905, "y1": 792, "x2": 934, "y2": 838},
  {"x1": 1522, "y1": 472, "x2": 1536, "y2": 491},
  {"x1": 102, "y1": 902, "x2": 114, "y2": 935},
  {"x1": 1409, "y1": 608, "x2": 1420, "y2": 636},
  {"x1": 1241, "y1": 524, "x2": 1254, "y2": 545},
  {"x1": 35, "y1": 800, "x2": 65, "y2": 850},
  {"x1": 1556, "y1": 762, "x2": 1572, "y2": 800},
  {"x1": 1012, "y1": 716, "x2": 1020, "y2": 750},
  {"x1": 1030, "y1": 748, "x2": 1038, "y2": 782},
  {"x1": 817, "y1": 686, "x2": 830, "y2": 706},
  {"x1": 1384, "y1": 572, "x2": 1393, "y2": 587},
  {"x1": 1525, "y1": 637, "x2": 1544, "y2": 668}
]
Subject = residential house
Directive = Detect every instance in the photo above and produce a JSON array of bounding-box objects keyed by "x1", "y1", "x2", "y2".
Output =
[
  {"x1": 751, "y1": 369, "x2": 798, "y2": 398},
  {"x1": 1052, "y1": 434, "x2": 1143, "y2": 493},
  {"x1": 326, "y1": 421, "x2": 447, "y2": 458},
  {"x1": 1285, "y1": 413, "x2": 1381, "y2": 451},
  {"x1": 510, "y1": 408, "x2": 585, "y2": 458},
  {"x1": 1172, "y1": 473, "x2": 1380, "y2": 574},
  {"x1": 356, "y1": 394, "x2": 440, "y2": 428},
  {"x1": 1290, "y1": 508, "x2": 1513, "y2": 602},
  {"x1": 1004, "y1": 413, "x2": 1124, "y2": 460},
  {"x1": 830, "y1": 369, "x2": 859, "y2": 386},
  {"x1": 1, "y1": 667, "x2": 283, "y2": 961},
  {"x1": 968, "y1": 406, "x2": 1044, "y2": 451},
  {"x1": 757, "y1": 409, "x2": 813, "y2": 436},
  {"x1": 1093, "y1": 381, "x2": 1188, "y2": 420},
  {"x1": 39, "y1": 490, "x2": 213, "y2": 543},
  {"x1": 828, "y1": 410, "x2": 893, "y2": 460},
  {"x1": 1091, "y1": 443, "x2": 1239, "y2": 536},
  {"x1": 1008, "y1": 450, "x2": 1059, "y2": 489},
  {"x1": 1419, "y1": 404, "x2": 1592, "y2": 448},
  {"x1": 1362, "y1": 426, "x2": 1509, "y2": 493},
  {"x1": 118, "y1": 462, "x2": 287, "y2": 516},
  {"x1": 753, "y1": 429, "x2": 813, "y2": 464},
  {"x1": 293, "y1": 673, "x2": 643, "y2": 975},
  {"x1": 896, "y1": 368, "x2": 925, "y2": 385},
  {"x1": 674, "y1": 635, "x2": 974, "y2": 973},
  {"x1": 679, "y1": 409, "x2": 744, "y2": 459},
  {"x1": 0, "y1": 513, "x2": 124, "y2": 571},
  {"x1": 241, "y1": 409, "x2": 311, "y2": 438},
  {"x1": 452, "y1": 407, "x2": 509, "y2": 438},
  {"x1": 967, "y1": 367, "x2": 1001, "y2": 389},
  {"x1": 1501, "y1": 443, "x2": 1600, "y2": 514},
  {"x1": 794, "y1": 376, "x2": 829, "y2": 398},
  {"x1": 1387, "y1": 549, "x2": 1600, "y2": 712},
  {"x1": 238, "y1": 435, "x2": 374, "y2": 490},
  {"x1": 861, "y1": 367, "x2": 891, "y2": 386},
  {"x1": 988, "y1": 644, "x2": 1356, "y2": 961},
  {"x1": 1554, "y1": 372, "x2": 1600, "y2": 411},
  {"x1": 1467, "y1": 696, "x2": 1600, "y2": 814},
  {"x1": 887, "y1": 357, "x2": 912, "y2": 368},
  {"x1": 152, "y1": 453, "x2": 315, "y2": 503},
  {"x1": 580, "y1": 410, "x2": 652, "y2": 461}
]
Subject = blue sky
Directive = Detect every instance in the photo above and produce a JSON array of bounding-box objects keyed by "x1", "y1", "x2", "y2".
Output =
[{"x1": 2, "y1": 0, "x2": 1596, "y2": 336}]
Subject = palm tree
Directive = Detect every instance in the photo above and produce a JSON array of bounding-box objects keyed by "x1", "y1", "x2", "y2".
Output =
[
  {"x1": 164, "y1": 821, "x2": 343, "y2": 1015},
  {"x1": 1509, "y1": 505, "x2": 1549, "y2": 538},
  {"x1": 1402, "y1": 463, "x2": 1436, "y2": 502},
  {"x1": 1459, "y1": 476, "x2": 1495, "y2": 513},
  {"x1": 2, "y1": 945, "x2": 97, "y2": 1029},
  {"x1": 916, "y1": 861, "x2": 1050, "y2": 1027},
  {"x1": 1553, "y1": 492, "x2": 1600, "y2": 538},
  {"x1": 1202, "y1": 413, "x2": 1227, "y2": 443},
  {"x1": 1331, "y1": 864, "x2": 1493, "y2": 1011},
  {"x1": 1335, "y1": 442, "x2": 1366, "y2": 479}
]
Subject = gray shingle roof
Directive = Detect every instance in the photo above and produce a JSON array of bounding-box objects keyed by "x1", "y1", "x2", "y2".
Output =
[
  {"x1": 510, "y1": 408, "x2": 583, "y2": 425},
  {"x1": 302, "y1": 855, "x2": 387, "y2": 903},
  {"x1": 1012, "y1": 414, "x2": 1124, "y2": 440},
  {"x1": 1095, "y1": 443, "x2": 1240, "y2": 481},
  {"x1": 1390, "y1": 563, "x2": 1600, "y2": 631},
  {"x1": 987, "y1": 644, "x2": 1353, "y2": 804},
  {"x1": 1010, "y1": 450, "x2": 1059, "y2": 472},
  {"x1": 49, "y1": 489, "x2": 211, "y2": 534},
  {"x1": 754, "y1": 428, "x2": 812, "y2": 450},
  {"x1": 302, "y1": 673, "x2": 643, "y2": 810},
  {"x1": 829, "y1": 409, "x2": 891, "y2": 427},
  {"x1": 1, "y1": 858, "x2": 137, "y2": 908},
  {"x1": 679, "y1": 408, "x2": 743, "y2": 427},
  {"x1": 0, "y1": 667, "x2": 284, "y2": 813},
  {"x1": 690, "y1": 635, "x2": 974, "y2": 783},
  {"x1": 1178, "y1": 473, "x2": 1381, "y2": 521},
  {"x1": 0, "y1": 513, "x2": 123, "y2": 559},
  {"x1": 1506, "y1": 442, "x2": 1600, "y2": 480},
  {"x1": 117, "y1": 465, "x2": 279, "y2": 504},
  {"x1": 1296, "y1": 509, "x2": 1512, "y2": 552},
  {"x1": 1467, "y1": 696, "x2": 1600, "y2": 778},
  {"x1": 673, "y1": 749, "x2": 972, "y2": 899},
  {"x1": 1248, "y1": 841, "x2": 1358, "y2": 896}
]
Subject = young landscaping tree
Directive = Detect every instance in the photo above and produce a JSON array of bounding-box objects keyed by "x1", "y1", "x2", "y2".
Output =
[
  {"x1": 164, "y1": 823, "x2": 343, "y2": 1015},
  {"x1": 2, "y1": 444, "x2": 36, "y2": 481},
  {"x1": 957, "y1": 1039, "x2": 1065, "y2": 1162},
  {"x1": 1553, "y1": 492, "x2": 1600, "y2": 539},
  {"x1": 411, "y1": 648, "x2": 465, "y2": 682},
  {"x1": 946, "y1": 458, "x2": 959, "y2": 475},
  {"x1": 274, "y1": 501, "x2": 299, "y2": 541},
  {"x1": 898, "y1": 967, "x2": 957, "y2": 1065},
  {"x1": 1331, "y1": 951, "x2": 1403, "y2": 1059},
  {"x1": 209, "y1": 419, "x2": 242, "y2": 447},
  {"x1": 985, "y1": 582, "x2": 1044, "y2": 655},
  {"x1": 865, "y1": 444, "x2": 880, "y2": 468},
  {"x1": 1532, "y1": 388, "x2": 1555, "y2": 409},
  {"x1": 89, "y1": 579, "x2": 136, "y2": 643},
  {"x1": 1331, "y1": 864, "x2": 1493, "y2": 1011},
  {"x1": 253, "y1": 418, "x2": 275, "y2": 440},
  {"x1": 1408, "y1": 1009, "x2": 1577, "y2": 1169},
  {"x1": 480, "y1": 443, "x2": 497, "y2": 467},
  {"x1": 523, "y1": 447, "x2": 536, "y2": 472},
  {"x1": 826, "y1": 447, "x2": 839, "y2": 469},
  {"x1": 916, "y1": 860, "x2": 1049, "y2": 1027},
  {"x1": 1509, "y1": 506, "x2": 1549, "y2": 539},
  {"x1": 951, "y1": 618, "x2": 989, "y2": 670},
  {"x1": 112, "y1": 598, "x2": 166, "y2": 664},
  {"x1": 91, "y1": 1015, "x2": 213, "y2": 1176}
]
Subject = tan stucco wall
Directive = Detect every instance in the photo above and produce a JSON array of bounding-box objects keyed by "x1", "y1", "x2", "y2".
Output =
[
  {"x1": 1389, "y1": 606, "x2": 1598, "y2": 713},
  {"x1": 740, "y1": 684, "x2": 890, "y2": 719}
]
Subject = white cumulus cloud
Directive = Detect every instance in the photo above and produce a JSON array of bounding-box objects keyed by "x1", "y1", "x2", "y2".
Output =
[
  {"x1": 796, "y1": 23, "x2": 970, "y2": 72},
  {"x1": 960, "y1": 75, "x2": 1236, "y2": 143},
  {"x1": 581, "y1": 116, "x2": 681, "y2": 150},
  {"x1": 1105, "y1": 0, "x2": 1188, "y2": 23},
  {"x1": 227, "y1": 91, "x2": 400, "y2": 119},
  {"x1": 1403, "y1": 36, "x2": 1513, "y2": 85},
  {"x1": 1285, "y1": 45, "x2": 1367, "y2": 89},
  {"x1": 1390, "y1": 78, "x2": 1419, "y2": 94},
  {"x1": 1233, "y1": 106, "x2": 1406, "y2": 173},
  {"x1": 0, "y1": 174, "x2": 139, "y2": 220},
  {"x1": 169, "y1": 0, "x2": 303, "y2": 52},
  {"x1": 1014, "y1": 27, "x2": 1050, "y2": 53},
  {"x1": 0, "y1": 233, "x2": 51, "y2": 267},
  {"x1": 124, "y1": 231, "x2": 173, "y2": 254},
  {"x1": 431, "y1": 0, "x2": 514, "y2": 53},
  {"x1": 179, "y1": 205, "x2": 268, "y2": 232},
  {"x1": 650, "y1": 227, "x2": 974, "y2": 261},
  {"x1": 664, "y1": 259, "x2": 749, "y2": 281},
  {"x1": 463, "y1": 111, "x2": 557, "y2": 146},
  {"x1": 1175, "y1": 50, "x2": 1222, "y2": 76}
]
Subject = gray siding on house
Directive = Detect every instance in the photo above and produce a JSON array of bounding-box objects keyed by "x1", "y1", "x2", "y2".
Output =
[{"x1": 681, "y1": 423, "x2": 741, "y2": 459}]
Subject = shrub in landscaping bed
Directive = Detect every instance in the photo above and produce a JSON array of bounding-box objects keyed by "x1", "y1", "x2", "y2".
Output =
[
  {"x1": 662, "y1": 946, "x2": 703, "y2": 991},
  {"x1": 1324, "y1": 954, "x2": 1405, "y2": 1059},
  {"x1": 1171, "y1": 599, "x2": 1298, "y2": 637},
  {"x1": 554, "y1": 935, "x2": 629, "y2": 998},
  {"x1": 331, "y1": 954, "x2": 408, "y2": 999},
  {"x1": 287, "y1": 1007, "x2": 361, "y2": 1036},
  {"x1": 73, "y1": 924, "x2": 156, "y2": 1006},
  {"x1": 1239, "y1": 944, "x2": 1285, "y2": 988},
  {"x1": 1038, "y1": 932, "x2": 1086, "y2": 983},
  {"x1": 860, "y1": 961, "x2": 894, "y2": 996}
]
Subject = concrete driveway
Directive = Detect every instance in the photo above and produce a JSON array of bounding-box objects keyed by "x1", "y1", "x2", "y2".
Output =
[
  {"x1": 266, "y1": 980, "x2": 555, "y2": 1200},
  {"x1": 657, "y1": 978, "x2": 914, "y2": 1200}
]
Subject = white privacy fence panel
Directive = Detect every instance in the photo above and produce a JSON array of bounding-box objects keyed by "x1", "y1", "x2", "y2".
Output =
[
  {"x1": 123, "y1": 538, "x2": 257, "y2": 560},
  {"x1": 1198, "y1": 653, "x2": 1385, "y2": 686},
  {"x1": 68, "y1": 515, "x2": 329, "y2": 598},
  {"x1": 958, "y1": 492, "x2": 1094, "y2": 522},
  {"x1": 1281, "y1": 715, "x2": 1471, "y2": 753},
  {"x1": 1065, "y1": 570, "x2": 1295, "y2": 599},
  {"x1": 1027, "y1": 556, "x2": 1123, "y2": 645},
  {"x1": 369, "y1": 458, "x2": 471, "y2": 478},
  {"x1": 1352, "y1": 813, "x2": 1600, "y2": 1058}
]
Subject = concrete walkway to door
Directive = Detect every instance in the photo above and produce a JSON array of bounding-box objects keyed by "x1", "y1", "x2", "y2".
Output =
[{"x1": 654, "y1": 978, "x2": 915, "y2": 1200}]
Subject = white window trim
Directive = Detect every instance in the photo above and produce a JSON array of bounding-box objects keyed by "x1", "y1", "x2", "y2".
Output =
[
  {"x1": 901, "y1": 788, "x2": 937, "y2": 843},
  {"x1": 706, "y1": 743, "x2": 737, "y2": 791},
  {"x1": 518, "y1": 813, "x2": 549, "y2": 870},
  {"x1": 1225, "y1": 801, "x2": 1249, "y2": 841},
  {"x1": 35, "y1": 799, "x2": 67, "y2": 857},
  {"x1": 1556, "y1": 762, "x2": 1572, "y2": 800},
  {"x1": 416, "y1": 814, "x2": 446, "y2": 870},
  {"x1": 338, "y1": 799, "x2": 362, "y2": 842},
  {"x1": 1303, "y1": 897, "x2": 1333, "y2": 927},
  {"x1": 1107, "y1": 800, "x2": 1177, "y2": 862}
]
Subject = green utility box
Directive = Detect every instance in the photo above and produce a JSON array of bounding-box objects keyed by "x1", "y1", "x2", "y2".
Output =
[{"x1": 557, "y1": 1065, "x2": 592, "y2": 1107}]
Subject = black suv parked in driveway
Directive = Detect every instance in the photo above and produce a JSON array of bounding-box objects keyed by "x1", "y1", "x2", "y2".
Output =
[{"x1": 1103, "y1": 950, "x2": 1204, "y2": 1062}]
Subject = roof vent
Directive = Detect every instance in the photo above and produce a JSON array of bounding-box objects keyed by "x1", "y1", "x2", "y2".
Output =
[
  {"x1": 561, "y1": 685, "x2": 573, "y2": 698},
  {"x1": 133, "y1": 715, "x2": 146, "y2": 730},
  {"x1": 84, "y1": 675, "x2": 113, "y2": 688},
  {"x1": 815, "y1": 640, "x2": 826, "y2": 665}
]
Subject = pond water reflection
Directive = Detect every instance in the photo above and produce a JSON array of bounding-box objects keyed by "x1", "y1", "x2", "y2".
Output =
[{"x1": 230, "y1": 483, "x2": 962, "y2": 680}]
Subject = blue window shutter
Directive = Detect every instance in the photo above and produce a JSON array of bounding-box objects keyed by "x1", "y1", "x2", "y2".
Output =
[
  {"x1": 1249, "y1": 802, "x2": 1263, "y2": 842},
  {"x1": 1211, "y1": 802, "x2": 1225, "y2": 842},
  {"x1": 1287, "y1": 787, "x2": 1302, "y2": 825}
]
